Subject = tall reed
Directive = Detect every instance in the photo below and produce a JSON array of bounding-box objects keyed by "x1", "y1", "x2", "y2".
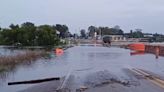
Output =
[{"x1": 0, "y1": 50, "x2": 47, "y2": 66}]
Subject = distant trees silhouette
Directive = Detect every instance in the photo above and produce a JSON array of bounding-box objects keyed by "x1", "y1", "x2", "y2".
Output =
[
  {"x1": 0, "y1": 22, "x2": 70, "y2": 46},
  {"x1": 88, "y1": 25, "x2": 124, "y2": 38}
]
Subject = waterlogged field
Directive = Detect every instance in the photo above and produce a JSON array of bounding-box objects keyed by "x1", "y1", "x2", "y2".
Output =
[
  {"x1": 0, "y1": 47, "x2": 49, "y2": 91},
  {"x1": 0, "y1": 46, "x2": 164, "y2": 92}
]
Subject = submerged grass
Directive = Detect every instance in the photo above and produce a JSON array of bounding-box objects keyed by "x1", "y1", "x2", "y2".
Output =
[{"x1": 0, "y1": 50, "x2": 48, "y2": 73}]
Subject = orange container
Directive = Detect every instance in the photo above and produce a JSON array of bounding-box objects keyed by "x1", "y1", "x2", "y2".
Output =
[
  {"x1": 55, "y1": 48, "x2": 64, "y2": 54},
  {"x1": 129, "y1": 43, "x2": 145, "y2": 52}
]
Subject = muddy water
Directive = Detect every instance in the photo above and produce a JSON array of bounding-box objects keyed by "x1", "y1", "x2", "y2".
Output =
[{"x1": 0, "y1": 46, "x2": 164, "y2": 92}]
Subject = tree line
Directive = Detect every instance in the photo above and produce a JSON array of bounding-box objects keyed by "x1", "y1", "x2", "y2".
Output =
[
  {"x1": 80, "y1": 25, "x2": 124, "y2": 39},
  {"x1": 0, "y1": 22, "x2": 70, "y2": 46},
  {"x1": 80, "y1": 25, "x2": 164, "y2": 42}
]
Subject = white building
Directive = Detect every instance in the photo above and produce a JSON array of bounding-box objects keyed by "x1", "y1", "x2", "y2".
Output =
[{"x1": 103, "y1": 35, "x2": 127, "y2": 42}]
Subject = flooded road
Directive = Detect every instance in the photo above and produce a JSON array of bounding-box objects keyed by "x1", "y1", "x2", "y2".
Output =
[{"x1": 0, "y1": 45, "x2": 164, "y2": 92}]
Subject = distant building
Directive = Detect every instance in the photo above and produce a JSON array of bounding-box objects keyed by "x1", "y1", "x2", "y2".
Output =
[
  {"x1": 143, "y1": 33, "x2": 153, "y2": 38},
  {"x1": 139, "y1": 38, "x2": 150, "y2": 42},
  {"x1": 126, "y1": 38, "x2": 150, "y2": 42},
  {"x1": 102, "y1": 35, "x2": 127, "y2": 42}
]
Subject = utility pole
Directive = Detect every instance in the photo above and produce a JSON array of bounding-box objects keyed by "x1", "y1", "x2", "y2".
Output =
[{"x1": 100, "y1": 28, "x2": 102, "y2": 39}]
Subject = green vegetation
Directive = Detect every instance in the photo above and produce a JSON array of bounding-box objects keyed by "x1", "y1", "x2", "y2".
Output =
[
  {"x1": 80, "y1": 29, "x2": 87, "y2": 38},
  {"x1": 128, "y1": 30, "x2": 144, "y2": 38},
  {"x1": 0, "y1": 22, "x2": 70, "y2": 46}
]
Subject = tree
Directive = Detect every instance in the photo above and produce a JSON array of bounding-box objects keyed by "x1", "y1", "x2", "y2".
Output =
[
  {"x1": 88, "y1": 26, "x2": 124, "y2": 37},
  {"x1": 99, "y1": 27, "x2": 112, "y2": 35},
  {"x1": 113, "y1": 25, "x2": 120, "y2": 30},
  {"x1": 73, "y1": 33, "x2": 79, "y2": 39},
  {"x1": 129, "y1": 29, "x2": 143, "y2": 38},
  {"x1": 21, "y1": 22, "x2": 35, "y2": 28},
  {"x1": 0, "y1": 28, "x2": 16, "y2": 45},
  {"x1": 111, "y1": 28, "x2": 124, "y2": 35},
  {"x1": 55, "y1": 24, "x2": 69, "y2": 38},
  {"x1": 88, "y1": 26, "x2": 97, "y2": 38},
  {"x1": 100, "y1": 26, "x2": 123, "y2": 35},
  {"x1": 0, "y1": 22, "x2": 65, "y2": 46},
  {"x1": 80, "y1": 29, "x2": 86, "y2": 38},
  {"x1": 9, "y1": 24, "x2": 19, "y2": 30},
  {"x1": 36, "y1": 25, "x2": 59, "y2": 46},
  {"x1": 20, "y1": 22, "x2": 36, "y2": 45}
]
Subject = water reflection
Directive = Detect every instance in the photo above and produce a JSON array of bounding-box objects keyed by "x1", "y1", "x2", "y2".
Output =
[
  {"x1": 0, "y1": 46, "x2": 64, "y2": 86},
  {"x1": 0, "y1": 47, "x2": 53, "y2": 87},
  {"x1": 130, "y1": 50, "x2": 160, "y2": 59},
  {"x1": 0, "y1": 67, "x2": 16, "y2": 85},
  {"x1": 130, "y1": 51, "x2": 145, "y2": 56},
  {"x1": 88, "y1": 52, "x2": 122, "y2": 59},
  {"x1": 0, "y1": 47, "x2": 22, "y2": 56},
  {"x1": 0, "y1": 59, "x2": 39, "y2": 86}
]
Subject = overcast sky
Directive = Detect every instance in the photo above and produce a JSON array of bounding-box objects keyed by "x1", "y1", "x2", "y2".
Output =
[{"x1": 0, "y1": 0, "x2": 164, "y2": 34}]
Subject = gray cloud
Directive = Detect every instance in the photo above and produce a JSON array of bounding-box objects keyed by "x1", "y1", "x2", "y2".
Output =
[{"x1": 0, "y1": 0, "x2": 164, "y2": 33}]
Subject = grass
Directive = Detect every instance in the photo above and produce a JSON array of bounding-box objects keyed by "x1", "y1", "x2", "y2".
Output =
[
  {"x1": 0, "y1": 51, "x2": 46, "y2": 65},
  {"x1": 0, "y1": 50, "x2": 48, "y2": 73}
]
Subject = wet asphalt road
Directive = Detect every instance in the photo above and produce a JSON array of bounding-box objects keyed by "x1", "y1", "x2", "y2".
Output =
[{"x1": 1, "y1": 45, "x2": 164, "y2": 92}]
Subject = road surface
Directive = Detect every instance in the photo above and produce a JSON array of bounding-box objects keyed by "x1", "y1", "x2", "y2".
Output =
[{"x1": 1, "y1": 45, "x2": 164, "y2": 92}]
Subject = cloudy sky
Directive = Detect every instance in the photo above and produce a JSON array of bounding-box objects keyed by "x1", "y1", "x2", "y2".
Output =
[{"x1": 0, "y1": 0, "x2": 164, "y2": 33}]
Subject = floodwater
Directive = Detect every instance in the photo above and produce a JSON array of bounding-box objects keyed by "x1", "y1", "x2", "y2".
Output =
[
  {"x1": 0, "y1": 47, "x2": 24, "y2": 56},
  {"x1": 0, "y1": 45, "x2": 164, "y2": 92}
]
